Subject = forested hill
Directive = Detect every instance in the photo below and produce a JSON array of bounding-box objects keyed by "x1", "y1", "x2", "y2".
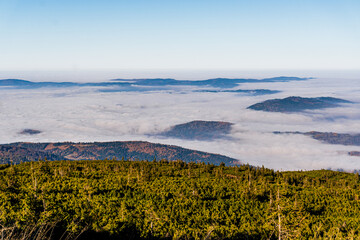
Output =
[
  {"x1": 160, "y1": 120, "x2": 233, "y2": 140},
  {"x1": 0, "y1": 141, "x2": 239, "y2": 165},
  {"x1": 0, "y1": 160, "x2": 359, "y2": 239},
  {"x1": 303, "y1": 131, "x2": 360, "y2": 146},
  {"x1": 248, "y1": 96, "x2": 351, "y2": 112}
]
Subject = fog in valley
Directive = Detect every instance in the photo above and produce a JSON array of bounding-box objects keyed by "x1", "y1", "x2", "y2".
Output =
[{"x1": 1, "y1": 72, "x2": 360, "y2": 171}]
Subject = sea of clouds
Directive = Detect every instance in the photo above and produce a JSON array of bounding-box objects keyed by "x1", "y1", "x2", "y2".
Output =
[{"x1": 1, "y1": 73, "x2": 360, "y2": 171}]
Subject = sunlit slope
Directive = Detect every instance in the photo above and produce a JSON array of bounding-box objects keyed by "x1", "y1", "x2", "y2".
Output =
[{"x1": 0, "y1": 141, "x2": 239, "y2": 166}]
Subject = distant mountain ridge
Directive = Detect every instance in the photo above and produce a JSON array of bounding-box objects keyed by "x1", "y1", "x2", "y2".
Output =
[
  {"x1": 248, "y1": 96, "x2": 351, "y2": 112},
  {"x1": 195, "y1": 89, "x2": 280, "y2": 95},
  {"x1": 112, "y1": 76, "x2": 308, "y2": 88},
  {"x1": 0, "y1": 141, "x2": 240, "y2": 166},
  {"x1": 0, "y1": 78, "x2": 129, "y2": 88},
  {"x1": 160, "y1": 120, "x2": 233, "y2": 140},
  {"x1": 0, "y1": 76, "x2": 308, "y2": 90}
]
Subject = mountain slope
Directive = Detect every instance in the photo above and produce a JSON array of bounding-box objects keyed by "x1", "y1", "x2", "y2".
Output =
[
  {"x1": 2, "y1": 141, "x2": 239, "y2": 165},
  {"x1": 248, "y1": 96, "x2": 351, "y2": 112},
  {"x1": 0, "y1": 145, "x2": 63, "y2": 163},
  {"x1": 160, "y1": 120, "x2": 233, "y2": 140},
  {"x1": 303, "y1": 131, "x2": 360, "y2": 146},
  {"x1": 274, "y1": 131, "x2": 360, "y2": 157},
  {"x1": 275, "y1": 131, "x2": 360, "y2": 146}
]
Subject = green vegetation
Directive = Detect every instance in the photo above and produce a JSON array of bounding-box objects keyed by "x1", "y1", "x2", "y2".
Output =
[{"x1": 0, "y1": 160, "x2": 359, "y2": 239}]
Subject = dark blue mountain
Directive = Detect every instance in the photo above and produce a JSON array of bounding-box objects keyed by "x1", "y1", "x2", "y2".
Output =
[
  {"x1": 111, "y1": 76, "x2": 308, "y2": 88},
  {"x1": 248, "y1": 96, "x2": 352, "y2": 112},
  {"x1": 196, "y1": 89, "x2": 280, "y2": 95},
  {"x1": 261, "y1": 76, "x2": 310, "y2": 82},
  {"x1": 0, "y1": 76, "x2": 309, "y2": 90},
  {"x1": 0, "y1": 79, "x2": 35, "y2": 86},
  {"x1": 0, "y1": 79, "x2": 80, "y2": 88},
  {"x1": 0, "y1": 79, "x2": 131, "y2": 89},
  {"x1": 159, "y1": 120, "x2": 233, "y2": 140},
  {"x1": 112, "y1": 78, "x2": 244, "y2": 88}
]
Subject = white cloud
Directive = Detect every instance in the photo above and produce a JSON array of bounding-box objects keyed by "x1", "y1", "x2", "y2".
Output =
[{"x1": 1, "y1": 77, "x2": 360, "y2": 171}]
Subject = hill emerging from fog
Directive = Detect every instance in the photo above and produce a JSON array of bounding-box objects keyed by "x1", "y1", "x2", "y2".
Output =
[
  {"x1": 160, "y1": 120, "x2": 233, "y2": 140},
  {"x1": 303, "y1": 131, "x2": 360, "y2": 157},
  {"x1": 275, "y1": 131, "x2": 360, "y2": 147},
  {"x1": 18, "y1": 129, "x2": 42, "y2": 135},
  {"x1": 248, "y1": 96, "x2": 351, "y2": 112},
  {"x1": 274, "y1": 131, "x2": 360, "y2": 157},
  {"x1": 0, "y1": 141, "x2": 239, "y2": 166},
  {"x1": 303, "y1": 131, "x2": 360, "y2": 146}
]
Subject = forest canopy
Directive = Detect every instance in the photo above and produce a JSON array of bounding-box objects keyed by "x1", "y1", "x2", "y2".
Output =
[{"x1": 0, "y1": 159, "x2": 359, "y2": 239}]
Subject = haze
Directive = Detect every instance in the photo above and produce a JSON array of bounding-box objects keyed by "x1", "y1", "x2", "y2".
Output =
[
  {"x1": 1, "y1": 75, "x2": 360, "y2": 171},
  {"x1": 0, "y1": 1, "x2": 359, "y2": 71}
]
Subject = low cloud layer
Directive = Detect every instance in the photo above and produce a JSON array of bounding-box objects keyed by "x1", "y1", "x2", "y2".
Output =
[{"x1": 1, "y1": 77, "x2": 360, "y2": 171}]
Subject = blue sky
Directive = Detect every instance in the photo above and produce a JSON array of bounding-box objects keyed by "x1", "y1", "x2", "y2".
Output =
[{"x1": 0, "y1": 0, "x2": 359, "y2": 71}]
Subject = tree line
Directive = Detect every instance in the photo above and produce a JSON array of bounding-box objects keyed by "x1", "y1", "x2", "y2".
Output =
[{"x1": 0, "y1": 159, "x2": 359, "y2": 239}]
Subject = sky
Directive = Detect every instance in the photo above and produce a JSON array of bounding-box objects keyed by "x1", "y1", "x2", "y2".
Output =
[
  {"x1": 0, "y1": 0, "x2": 359, "y2": 71},
  {"x1": 1, "y1": 1, "x2": 360, "y2": 171}
]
